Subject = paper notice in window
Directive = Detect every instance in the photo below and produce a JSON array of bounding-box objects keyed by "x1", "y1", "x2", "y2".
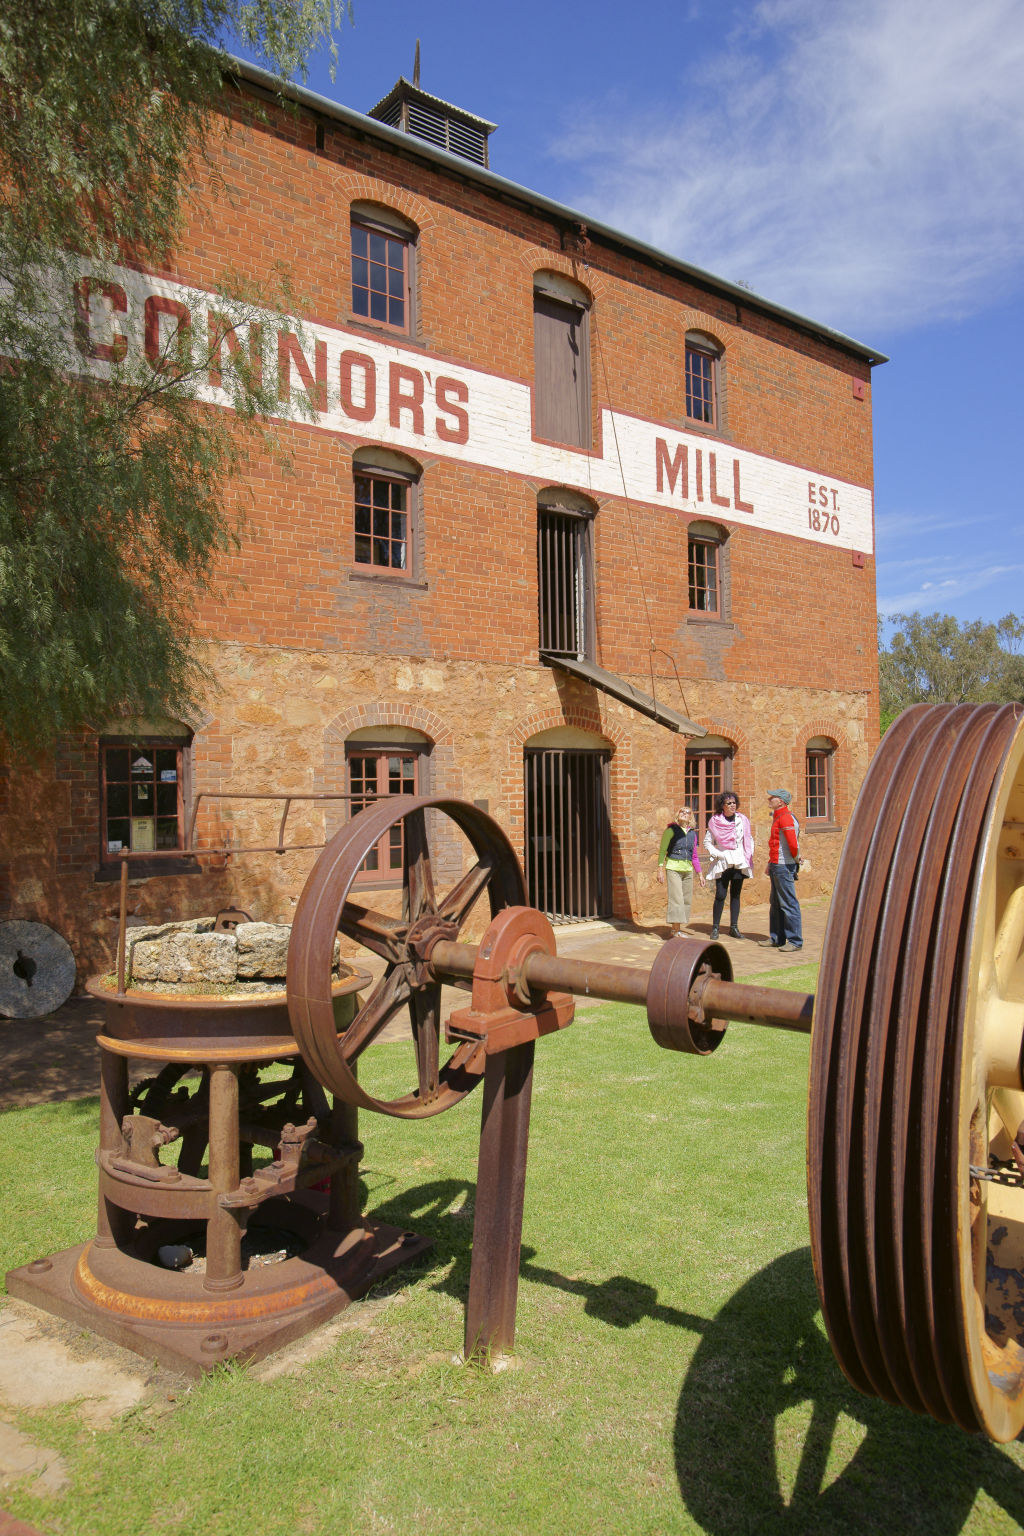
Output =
[{"x1": 132, "y1": 818, "x2": 155, "y2": 852}]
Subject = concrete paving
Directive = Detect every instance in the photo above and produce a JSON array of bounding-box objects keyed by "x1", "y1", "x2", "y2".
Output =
[{"x1": 552, "y1": 897, "x2": 824, "y2": 982}]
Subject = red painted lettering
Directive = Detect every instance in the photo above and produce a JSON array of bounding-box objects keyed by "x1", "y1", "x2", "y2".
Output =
[
  {"x1": 733, "y1": 459, "x2": 754, "y2": 514},
  {"x1": 808, "y1": 480, "x2": 817, "y2": 503},
  {"x1": 208, "y1": 312, "x2": 262, "y2": 391},
  {"x1": 831, "y1": 488, "x2": 840, "y2": 510},
  {"x1": 74, "y1": 279, "x2": 128, "y2": 363},
  {"x1": 435, "y1": 376, "x2": 469, "y2": 443},
  {"x1": 389, "y1": 362, "x2": 424, "y2": 434},
  {"x1": 278, "y1": 331, "x2": 327, "y2": 413},
  {"x1": 339, "y1": 350, "x2": 376, "y2": 422},
  {"x1": 695, "y1": 450, "x2": 704, "y2": 502},
  {"x1": 144, "y1": 295, "x2": 191, "y2": 371},
  {"x1": 655, "y1": 438, "x2": 687, "y2": 496},
  {"x1": 708, "y1": 452, "x2": 730, "y2": 508},
  {"x1": 818, "y1": 483, "x2": 829, "y2": 508}
]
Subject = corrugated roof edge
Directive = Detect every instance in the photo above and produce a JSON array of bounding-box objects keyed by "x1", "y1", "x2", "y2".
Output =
[{"x1": 226, "y1": 55, "x2": 887, "y2": 367}]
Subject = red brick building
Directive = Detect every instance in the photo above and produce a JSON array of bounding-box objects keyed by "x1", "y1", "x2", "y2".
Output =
[{"x1": 0, "y1": 63, "x2": 885, "y2": 977}]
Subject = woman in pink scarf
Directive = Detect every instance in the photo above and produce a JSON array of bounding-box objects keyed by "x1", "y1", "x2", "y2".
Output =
[{"x1": 702, "y1": 791, "x2": 754, "y2": 940}]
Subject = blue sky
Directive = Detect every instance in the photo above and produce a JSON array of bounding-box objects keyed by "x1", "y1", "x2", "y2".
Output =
[{"x1": 237, "y1": 0, "x2": 1024, "y2": 627}]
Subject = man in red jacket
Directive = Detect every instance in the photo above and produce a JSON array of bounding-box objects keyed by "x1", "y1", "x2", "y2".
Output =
[{"x1": 761, "y1": 788, "x2": 802, "y2": 951}]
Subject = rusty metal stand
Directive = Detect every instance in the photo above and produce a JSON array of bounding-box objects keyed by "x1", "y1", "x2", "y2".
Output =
[
  {"x1": 7, "y1": 980, "x2": 431, "y2": 1376},
  {"x1": 464, "y1": 1042, "x2": 535, "y2": 1363}
]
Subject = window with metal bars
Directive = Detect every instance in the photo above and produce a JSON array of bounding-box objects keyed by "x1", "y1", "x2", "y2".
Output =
[
  {"x1": 346, "y1": 749, "x2": 419, "y2": 880},
  {"x1": 688, "y1": 536, "x2": 720, "y2": 615},
  {"x1": 354, "y1": 470, "x2": 410, "y2": 573},
  {"x1": 351, "y1": 221, "x2": 410, "y2": 332},
  {"x1": 684, "y1": 749, "x2": 733, "y2": 838},
  {"x1": 537, "y1": 503, "x2": 594, "y2": 659},
  {"x1": 806, "y1": 742, "x2": 836, "y2": 823}
]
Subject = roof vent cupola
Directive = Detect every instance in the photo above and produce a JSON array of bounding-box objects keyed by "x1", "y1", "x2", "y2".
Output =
[{"x1": 367, "y1": 42, "x2": 496, "y2": 168}]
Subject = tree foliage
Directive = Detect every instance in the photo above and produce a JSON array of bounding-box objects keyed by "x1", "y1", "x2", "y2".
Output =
[
  {"x1": 0, "y1": 0, "x2": 348, "y2": 757},
  {"x1": 878, "y1": 610, "x2": 1024, "y2": 730}
]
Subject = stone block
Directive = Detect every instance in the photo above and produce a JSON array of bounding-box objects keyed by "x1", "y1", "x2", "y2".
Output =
[
  {"x1": 159, "y1": 932, "x2": 238, "y2": 985},
  {"x1": 129, "y1": 917, "x2": 213, "y2": 946},
  {"x1": 127, "y1": 939, "x2": 163, "y2": 983},
  {"x1": 235, "y1": 921, "x2": 291, "y2": 979}
]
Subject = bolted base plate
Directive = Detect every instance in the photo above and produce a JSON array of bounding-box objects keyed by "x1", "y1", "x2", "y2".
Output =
[{"x1": 6, "y1": 1217, "x2": 431, "y2": 1377}]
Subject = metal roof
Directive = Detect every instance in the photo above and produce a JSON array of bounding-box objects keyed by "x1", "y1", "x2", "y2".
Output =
[{"x1": 226, "y1": 56, "x2": 887, "y2": 367}]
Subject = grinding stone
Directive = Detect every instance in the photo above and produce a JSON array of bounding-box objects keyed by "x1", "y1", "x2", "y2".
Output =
[{"x1": 0, "y1": 921, "x2": 77, "y2": 1018}]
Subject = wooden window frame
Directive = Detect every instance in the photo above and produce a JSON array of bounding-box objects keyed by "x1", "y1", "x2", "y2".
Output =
[
  {"x1": 350, "y1": 217, "x2": 413, "y2": 336},
  {"x1": 98, "y1": 737, "x2": 189, "y2": 873},
  {"x1": 685, "y1": 336, "x2": 720, "y2": 427},
  {"x1": 684, "y1": 749, "x2": 734, "y2": 839},
  {"x1": 345, "y1": 745, "x2": 425, "y2": 886},
  {"x1": 806, "y1": 746, "x2": 836, "y2": 825},
  {"x1": 352, "y1": 465, "x2": 416, "y2": 580},
  {"x1": 688, "y1": 535, "x2": 721, "y2": 617}
]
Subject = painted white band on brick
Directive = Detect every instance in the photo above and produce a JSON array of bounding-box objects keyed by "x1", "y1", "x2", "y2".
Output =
[{"x1": 75, "y1": 265, "x2": 875, "y2": 554}]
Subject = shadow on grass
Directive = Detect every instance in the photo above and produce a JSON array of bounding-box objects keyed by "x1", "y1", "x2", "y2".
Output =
[
  {"x1": 365, "y1": 1174, "x2": 476, "y2": 1288},
  {"x1": 367, "y1": 1181, "x2": 1024, "y2": 1531},
  {"x1": 364, "y1": 1176, "x2": 710, "y2": 1330},
  {"x1": 673, "y1": 1247, "x2": 1024, "y2": 1534}
]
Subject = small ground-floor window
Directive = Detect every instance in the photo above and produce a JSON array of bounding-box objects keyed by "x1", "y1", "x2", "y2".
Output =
[
  {"x1": 101, "y1": 741, "x2": 185, "y2": 862},
  {"x1": 684, "y1": 744, "x2": 733, "y2": 837},
  {"x1": 346, "y1": 748, "x2": 420, "y2": 879},
  {"x1": 806, "y1": 738, "x2": 837, "y2": 823}
]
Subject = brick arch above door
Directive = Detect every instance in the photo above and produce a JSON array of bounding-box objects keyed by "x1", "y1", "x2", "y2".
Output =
[{"x1": 320, "y1": 702, "x2": 463, "y2": 803}]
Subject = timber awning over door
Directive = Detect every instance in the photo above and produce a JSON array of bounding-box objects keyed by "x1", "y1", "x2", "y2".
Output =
[{"x1": 540, "y1": 652, "x2": 706, "y2": 736}]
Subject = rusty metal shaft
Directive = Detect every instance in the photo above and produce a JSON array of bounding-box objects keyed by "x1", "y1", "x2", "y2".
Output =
[{"x1": 428, "y1": 940, "x2": 813, "y2": 1035}]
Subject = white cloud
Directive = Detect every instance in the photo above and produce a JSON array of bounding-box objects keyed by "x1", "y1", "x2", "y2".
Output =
[
  {"x1": 877, "y1": 560, "x2": 1024, "y2": 615},
  {"x1": 554, "y1": 0, "x2": 1024, "y2": 336},
  {"x1": 876, "y1": 508, "x2": 999, "y2": 546}
]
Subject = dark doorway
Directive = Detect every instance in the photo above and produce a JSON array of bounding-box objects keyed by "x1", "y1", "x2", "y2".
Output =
[{"x1": 524, "y1": 748, "x2": 611, "y2": 920}]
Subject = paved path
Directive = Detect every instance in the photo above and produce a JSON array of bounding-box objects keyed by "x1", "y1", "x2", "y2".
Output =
[
  {"x1": 0, "y1": 900, "x2": 823, "y2": 1110},
  {"x1": 553, "y1": 898, "x2": 825, "y2": 982}
]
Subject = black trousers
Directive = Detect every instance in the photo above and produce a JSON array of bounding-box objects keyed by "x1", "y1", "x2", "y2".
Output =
[{"x1": 712, "y1": 868, "x2": 745, "y2": 929}]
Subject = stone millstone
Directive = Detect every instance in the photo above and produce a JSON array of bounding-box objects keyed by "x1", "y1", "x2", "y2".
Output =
[{"x1": 0, "y1": 921, "x2": 77, "y2": 1019}]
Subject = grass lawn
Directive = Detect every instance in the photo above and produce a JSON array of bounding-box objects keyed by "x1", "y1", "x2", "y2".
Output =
[{"x1": 4, "y1": 962, "x2": 1024, "y2": 1534}]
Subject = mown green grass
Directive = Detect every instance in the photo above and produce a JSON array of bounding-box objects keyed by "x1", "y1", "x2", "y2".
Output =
[{"x1": 3, "y1": 964, "x2": 1024, "y2": 1534}]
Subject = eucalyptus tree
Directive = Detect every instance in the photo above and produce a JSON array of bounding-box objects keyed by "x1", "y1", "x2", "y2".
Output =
[{"x1": 878, "y1": 611, "x2": 1024, "y2": 731}]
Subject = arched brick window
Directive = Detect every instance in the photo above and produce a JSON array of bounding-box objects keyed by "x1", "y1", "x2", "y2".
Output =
[{"x1": 805, "y1": 736, "x2": 837, "y2": 824}]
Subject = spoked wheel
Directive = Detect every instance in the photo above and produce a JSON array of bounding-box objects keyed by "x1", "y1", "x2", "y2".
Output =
[
  {"x1": 287, "y1": 795, "x2": 526, "y2": 1118},
  {"x1": 809, "y1": 701, "x2": 1024, "y2": 1440}
]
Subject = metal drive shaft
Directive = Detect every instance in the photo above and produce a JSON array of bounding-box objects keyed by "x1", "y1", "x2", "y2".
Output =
[{"x1": 427, "y1": 940, "x2": 814, "y2": 1035}]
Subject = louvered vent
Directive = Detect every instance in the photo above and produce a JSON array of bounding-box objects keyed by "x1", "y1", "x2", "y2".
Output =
[
  {"x1": 447, "y1": 119, "x2": 487, "y2": 164},
  {"x1": 407, "y1": 101, "x2": 449, "y2": 151},
  {"x1": 367, "y1": 78, "x2": 495, "y2": 168},
  {"x1": 374, "y1": 98, "x2": 403, "y2": 130}
]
